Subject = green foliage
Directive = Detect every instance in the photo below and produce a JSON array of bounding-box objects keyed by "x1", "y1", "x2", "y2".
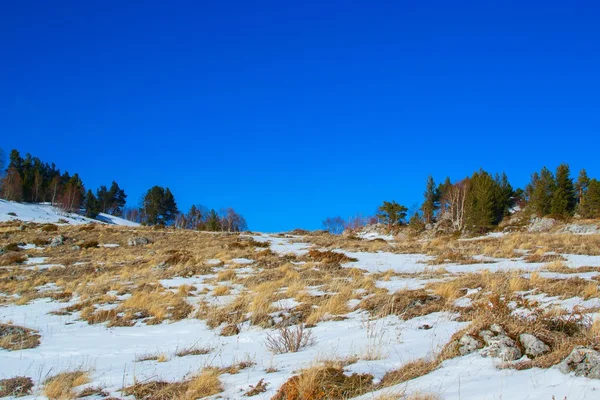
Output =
[
  {"x1": 377, "y1": 201, "x2": 408, "y2": 229},
  {"x1": 526, "y1": 167, "x2": 556, "y2": 217},
  {"x1": 421, "y1": 175, "x2": 439, "y2": 224},
  {"x1": 551, "y1": 164, "x2": 576, "y2": 216},
  {"x1": 84, "y1": 190, "x2": 101, "y2": 218},
  {"x1": 463, "y1": 170, "x2": 512, "y2": 233},
  {"x1": 142, "y1": 186, "x2": 179, "y2": 225},
  {"x1": 206, "y1": 209, "x2": 221, "y2": 231},
  {"x1": 97, "y1": 181, "x2": 127, "y2": 216},
  {"x1": 579, "y1": 179, "x2": 600, "y2": 219},
  {"x1": 575, "y1": 169, "x2": 590, "y2": 206}
]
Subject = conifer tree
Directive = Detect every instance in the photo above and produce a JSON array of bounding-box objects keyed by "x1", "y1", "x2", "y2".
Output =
[
  {"x1": 527, "y1": 167, "x2": 556, "y2": 217},
  {"x1": 206, "y1": 209, "x2": 221, "y2": 231},
  {"x1": 575, "y1": 169, "x2": 590, "y2": 206},
  {"x1": 551, "y1": 164, "x2": 576, "y2": 216},
  {"x1": 580, "y1": 179, "x2": 600, "y2": 219},
  {"x1": 377, "y1": 201, "x2": 408, "y2": 230},
  {"x1": 84, "y1": 190, "x2": 100, "y2": 218},
  {"x1": 421, "y1": 175, "x2": 438, "y2": 224},
  {"x1": 142, "y1": 186, "x2": 179, "y2": 225}
]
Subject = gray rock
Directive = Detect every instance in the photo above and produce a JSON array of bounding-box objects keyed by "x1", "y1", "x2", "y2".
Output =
[
  {"x1": 71, "y1": 245, "x2": 81, "y2": 251},
  {"x1": 478, "y1": 330, "x2": 495, "y2": 345},
  {"x1": 490, "y1": 324, "x2": 506, "y2": 335},
  {"x1": 480, "y1": 334, "x2": 522, "y2": 361},
  {"x1": 128, "y1": 237, "x2": 151, "y2": 246},
  {"x1": 459, "y1": 334, "x2": 482, "y2": 356},
  {"x1": 528, "y1": 217, "x2": 556, "y2": 232},
  {"x1": 559, "y1": 346, "x2": 600, "y2": 379},
  {"x1": 50, "y1": 235, "x2": 64, "y2": 247},
  {"x1": 519, "y1": 333, "x2": 550, "y2": 357}
]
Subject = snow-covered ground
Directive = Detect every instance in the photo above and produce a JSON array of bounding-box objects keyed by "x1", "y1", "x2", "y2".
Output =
[
  {"x1": 0, "y1": 200, "x2": 139, "y2": 226},
  {"x1": 2, "y1": 230, "x2": 600, "y2": 399}
]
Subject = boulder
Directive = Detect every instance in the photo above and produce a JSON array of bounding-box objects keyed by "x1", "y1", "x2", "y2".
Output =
[
  {"x1": 479, "y1": 330, "x2": 522, "y2": 361},
  {"x1": 519, "y1": 333, "x2": 550, "y2": 358},
  {"x1": 128, "y1": 237, "x2": 151, "y2": 246},
  {"x1": 559, "y1": 346, "x2": 600, "y2": 379},
  {"x1": 459, "y1": 334, "x2": 482, "y2": 356}
]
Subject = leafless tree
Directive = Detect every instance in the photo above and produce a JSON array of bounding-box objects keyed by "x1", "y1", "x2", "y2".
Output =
[{"x1": 1, "y1": 167, "x2": 23, "y2": 201}]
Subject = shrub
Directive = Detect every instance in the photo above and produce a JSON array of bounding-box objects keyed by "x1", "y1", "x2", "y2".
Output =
[
  {"x1": 80, "y1": 240, "x2": 99, "y2": 249},
  {"x1": 0, "y1": 324, "x2": 41, "y2": 350},
  {"x1": 43, "y1": 370, "x2": 90, "y2": 400},
  {"x1": 308, "y1": 249, "x2": 358, "y2": 264},
  {"x1": 0, "y1": 376, "x2": 34, "y2": 397},
  {"x1": 266, "y1": 324, "x2": 316, "y2": 354},
  {"x1": 40, "y1": 224, "x2": 58, "y2": 232}
]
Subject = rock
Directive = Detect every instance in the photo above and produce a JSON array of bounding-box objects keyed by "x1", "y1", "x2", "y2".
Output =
[
  {"x1": 479, "y1": 330, "x2": 522, "y2": 361},
  {"x1": 18, "y1": 225, "x2": 26, "y2": 231},
  {"x1": 50, "y1": 235, "x2": 64, "y2": 247},
  {"x1": 490, "y1": 324, "x2": 506, "y2": 335},
  {"x1": 519, "y1": 333, "x2": 550, "y2": 357},
  {"x1": 71, "y1": 245, "x2": 81, "y2": 251},
  {"x1": 128, "y1": 237, "x2": 151, "y2": 246},
  {"x1": 459, "y1": 334, "x2": 482, "y2": 356},
  {"x1": 478, "y1": 330, "x2": 495, "y2": 345},
  {"x1": 418, "y1": 324, "x2": 432, "y2": 330},
  {"x1": 559, "y1": 346, "x2": 600, "y2": 379},
  {"x1": 528, "y1": 217, "x2": 556, "y2": 233}
]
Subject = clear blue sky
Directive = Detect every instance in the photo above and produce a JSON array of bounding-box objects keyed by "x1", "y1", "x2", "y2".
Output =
[{"x1": 2, "y1": 1, "x2": 599, "y2": 231}]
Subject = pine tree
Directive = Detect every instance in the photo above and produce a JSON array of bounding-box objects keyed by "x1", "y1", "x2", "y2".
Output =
[
  {"x1": 206, "y1": 209, "x2": 221, "y2": 231},
  {"x1": 84, "y1": 190, "x2": 100, "y2": 218},
  {"x1": 580, "y1": 179, "x2": 600, "y2": 219},
  {"x1": 575, "y1": 169, "x2": 590, "y2": 207},
  {"x1": 377, "y1": 201, "x2": 408, "y2": 230},
  {"x1": 527, "y1": 167, "x2": 555, "y2": 217},
  {"x1": 141, "y1": 186, "x2": 179, "y2": 225},
  {"x1": 551, "y1": 164, "x2": 576, "y2": 216},
  {"x1": 421, "y1": 175, "x2": 438, "y2": 224}
]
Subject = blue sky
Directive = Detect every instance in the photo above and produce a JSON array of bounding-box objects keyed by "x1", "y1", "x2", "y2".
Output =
[{"x1": 1, "y1": 1, "x2": 599, "y2": 231}]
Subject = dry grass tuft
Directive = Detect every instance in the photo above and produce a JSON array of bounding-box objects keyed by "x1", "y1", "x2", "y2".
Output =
[
  {"x1": 0, "y1": 323, "x2": 41, "y2": 350},
  {"x1": 379, "y1": 359, "x2": 438, "y2": 387},
  {"x1": 43, "y1": 370, "x2": 90, "y2": 400},
  {"x1": 122, "y1": 368, "x2": 223, "y2": 400},
  {"x1": 0, "y1": 376, "x2": 34, "y2": 397},
  {"x1": 307, "y1": 249, "x2": 358, "y2": 264},
  {"x1": 272, "y1": 366, "x2": 373, "y2": 400},
  {"x1": 0, "y1": 253, "x2": 27, "y2": 266}
]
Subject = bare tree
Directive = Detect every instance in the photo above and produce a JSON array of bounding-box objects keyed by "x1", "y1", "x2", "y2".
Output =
[
  {"x1": 33, "y1": 170, "x2": 43, "y2": 202},
  {"x1": 322, "y1": 216, "x2": 346, "y2": 234},
  {"x1": 1, "y1": 167, "x2": 23, "y2": 201}
]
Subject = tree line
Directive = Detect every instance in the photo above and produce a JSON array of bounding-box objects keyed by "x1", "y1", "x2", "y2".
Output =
[
  {"x1": 323, "y1": 164, "x2": 600, "y2": 234},
  {"x1": 0, "y1": 148, "x2": 248, "y2": 231}
]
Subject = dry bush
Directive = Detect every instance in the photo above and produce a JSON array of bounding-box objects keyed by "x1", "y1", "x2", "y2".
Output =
[
  {"x1": 220, "y1": 323, "x2": 240, "y2": 336},
  {"x1": 212, "y1": 285, "x2": 231, "y2": 296},
  {"x1": 43, "y1": 370, "x2": 90, "y2": 400},
  {"x1": 77, "y1": 386, "x2": 108, "y2": 397},
  {"x1": 272, "y1": 366, "x2": 373, "y2": 400},
  {"x1": 40, "y1": 224, "x2": 58, "y2": 232},
  {"x1": 216, "y1": 268, "x2": 236, "y2": 281},
  {"x1": 0, "y1": 253, "x2": 27, "y2": 266},
  {"x1": 359, "y1": 289, "x2": 445, "y2": 320},
  {"x1": 308, "y1": 249, "x2": 358, "y2": 264},
  {"x1": 524, "y1": 253, "x2": 567, "y2": 263},
  {"x1": 80, "y1": 240, "x2": 99, "y2": 249},
  {"x1": 0, "y1": 323, "x2": 41, "y2": 350},
  {"x1": 266, "y1": 324, "x2": 316, "y2": 354},
  {"x1": 0, "y1": 376, "x2": 34, "y2": 397},
  {"x1": 185, "y1": 367, "x2": 223, "y2": 398}
]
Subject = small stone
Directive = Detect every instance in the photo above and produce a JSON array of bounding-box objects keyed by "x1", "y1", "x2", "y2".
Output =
[
  {"x1": 478, "y1": 330, "x2": 495, "y2": 345},
  {"x1": 481, "y1": 334, "x2": 522, "y2": 361},
  {"x1": 519, "y1": 333, "x2": 550, "y2": 358}
]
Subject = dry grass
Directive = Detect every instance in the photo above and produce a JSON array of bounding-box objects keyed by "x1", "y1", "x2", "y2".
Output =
[
  {"x1": 307, "y1": 249, "x2": 358, "y2": 264},
  {"x1": 122, "y1": 367, "x2": 223, "y2": 400},
  {"x1": 175, "y1": 345, "x2": 212, "y2": 357},
  {"x1": 43, "y1": 370, "x2": 90, "y2": 400},
  {"x1": 0, "y1": 376, "x2": 34, "y2": 397},
  {"x1": 0, "y1": 323, "x2": 41, "y2": 350},
  {"x1": 272, "y1": 366, "x2": 374, "y2": 400},
  {"x1": 379, "y1": 359, "x2": 438, "y2": 387},
  {"x1": 266, "y1": 324, "x2": 316, "y2": 354}
]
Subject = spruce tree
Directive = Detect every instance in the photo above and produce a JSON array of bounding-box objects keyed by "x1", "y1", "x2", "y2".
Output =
[
  {"x1": 421, "y1": 175, "x2": 438, "y2": 224},
  {"x1": 84, "y1": 190, "x2": 100, "y2": 218},
  {"x1": 580, "y1": 179, "x2": 600, "y2": 218},
  {"x1": 551, "y1": 164, "x2": 576, "y2": 216},
  {"x1": 528, "y1": 167, "x2": 556, "y2": 217},
  {"x1": 206, "y1": 209, "x2": 221, "y2": 231},
  {"x1": 142, "y1": 186, "x2": 179, "y2": 225}
]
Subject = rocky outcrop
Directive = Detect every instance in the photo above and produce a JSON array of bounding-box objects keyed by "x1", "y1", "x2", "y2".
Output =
[
  {"x1": 458, "y1": 334, "x2": 482, "y2": 356},
  {"x1": 479, "y1": 328, "x2": 522, "y2": 361},
  {"x1": 50, "y1": 235, "x2": 64, "y2": 247},
  {"x1": 559, "y1": 347, "x2": 600, "y2": 379}
]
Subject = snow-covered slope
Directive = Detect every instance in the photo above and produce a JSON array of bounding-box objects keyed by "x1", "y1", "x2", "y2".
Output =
[{"x1": 0, "y1": 200, "x2": 139, "y2": 226}]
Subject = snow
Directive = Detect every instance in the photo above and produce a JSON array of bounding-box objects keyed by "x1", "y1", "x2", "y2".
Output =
[{"x1": 0, "y1": 200, "x2": 139, "y2": 226}]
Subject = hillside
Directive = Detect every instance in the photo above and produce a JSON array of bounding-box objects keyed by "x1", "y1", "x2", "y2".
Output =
[
  {"x1": 1, "y1": 221, "x2": 600, "y2": 399},
  {"x1": 0, "y1": 200, "x2": 139, "y2": 227}
]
